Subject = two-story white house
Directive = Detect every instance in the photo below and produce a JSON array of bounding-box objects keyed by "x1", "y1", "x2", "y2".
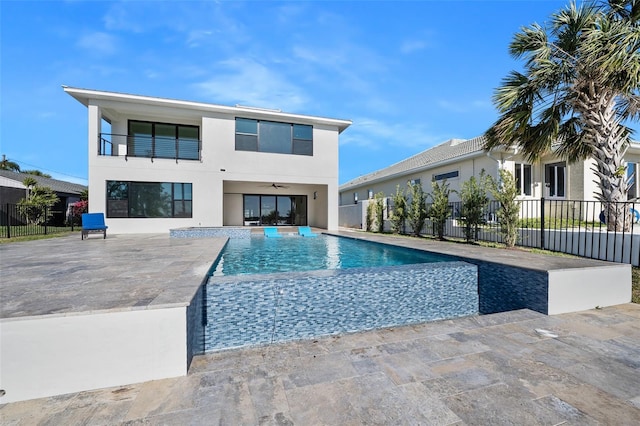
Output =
[{"x1": 64, "y1": 86, "x2": 351, "y2": 234}]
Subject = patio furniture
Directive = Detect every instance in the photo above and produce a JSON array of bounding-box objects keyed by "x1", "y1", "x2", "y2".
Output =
[
  {"x1": 81, "y1": 213, "x2": 108, "y2": 240},
  {"x1": 298, "y1": 226, "x2": 317, "y2": 237},
  {"x1": 264, "y1": 227, "x2": 282, "y2": 238}
]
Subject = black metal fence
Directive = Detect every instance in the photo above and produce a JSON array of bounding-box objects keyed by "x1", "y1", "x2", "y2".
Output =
[
  {"x1": 415, "y1": 198, "x2": 640, "y2": 266},
  {"x1": 1, "y1": 203, "x2": 75, "y2": 238}
]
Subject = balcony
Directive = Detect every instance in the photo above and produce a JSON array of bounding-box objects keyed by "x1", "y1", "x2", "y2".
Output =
[{"x1": 99, "y1": 133, "x2": 201, "y2": 161}]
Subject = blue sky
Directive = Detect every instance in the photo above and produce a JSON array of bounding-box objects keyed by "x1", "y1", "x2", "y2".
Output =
[{"x1": 1, "y1": 0, "x2": 604, "y2": 185}]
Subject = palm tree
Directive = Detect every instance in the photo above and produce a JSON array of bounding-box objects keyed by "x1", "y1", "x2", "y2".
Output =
[
  {"x1": 485, "y1": 0, "x2": 640, "y2": 231},
  {"x1": 0, "y1": 154, "x2": 20, "y2": 172}
]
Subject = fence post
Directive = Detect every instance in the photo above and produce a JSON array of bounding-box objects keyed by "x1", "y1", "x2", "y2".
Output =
[
  {"x1": 540, "y1": 197, "x2": 545, "y2": 249},
  {"x1": 6, "y1": 203, "x2": 10, "y2": 239},
  {"x1": 44, "y1": 206, "x2": 48, "y2": 235}
]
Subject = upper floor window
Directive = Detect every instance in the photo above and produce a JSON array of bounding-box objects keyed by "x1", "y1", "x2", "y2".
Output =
[
  {"x1": 235, "y1": 118, "x2": 313, "y2": 156},
  {"x1": 106, "y1": 180, "x2": 192, "y2": 218},
  {"x1": 409, "y1": 178, "x2": 421, "y2": 185},
  {"x1": 127, "y1": 120, "x2": 200, "y2": 160},
  {"x1": 433, "y1": 171, "x2": 458, "y2": 181},
  {"x1": 514, "y1": 163, "x2": 532, "y2": 196},
  {"x1": 545, "y1": 162, "x2": 566, "y2": 198},
  {"x1": 628, "y1": 162, "x2": 637, "y2": 200}
]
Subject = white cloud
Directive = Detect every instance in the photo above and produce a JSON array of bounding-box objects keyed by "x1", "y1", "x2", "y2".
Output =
[
  {"x1": 340, "y1": 117, "x2": 447, "y2": 150},
  {"x1": 193, "y1": 58, "x2": 308, "y2": 111},
  {"x1": 400, "y1": 39, "x2": 427, "y2": 54},
  {"x1": 76, "y1": 31, "x2": 118, "y2": 56}
]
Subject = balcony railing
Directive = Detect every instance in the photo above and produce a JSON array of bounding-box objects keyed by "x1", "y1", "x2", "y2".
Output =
[{"x1": 99, "y1": 133, "x2": 201, "y2": 161}]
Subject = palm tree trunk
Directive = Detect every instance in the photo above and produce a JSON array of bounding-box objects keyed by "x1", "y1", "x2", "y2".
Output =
[{"x1": 576, "y1": 81, "x2": 631, "y2": 231}]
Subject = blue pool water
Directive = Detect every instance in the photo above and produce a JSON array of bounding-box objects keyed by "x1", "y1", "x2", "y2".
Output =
[{"x1": 211, "y1": 234, "x2": 451, "y2": 276}]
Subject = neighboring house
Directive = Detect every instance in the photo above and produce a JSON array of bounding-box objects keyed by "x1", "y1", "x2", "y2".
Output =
[
  {"x1": 64, "y1": 86, "x2": 351, "y2": 234},
  {"x1": 339, "y1": 136, "x2": 640, "y2": 228},
  {"x1": 0, "y1": 170, "x2": 87, "y2": 226}
]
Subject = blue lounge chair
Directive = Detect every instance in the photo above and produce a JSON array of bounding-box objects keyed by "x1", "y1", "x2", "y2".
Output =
[
  {"x1": 298, "y1": 226, "x2": 317, "y2": 237},
  {"x1": 81, "y1": 213, "x2": 108, "y2": 240},
  {"x1": 264, "y1": 227, "x2": 282, "y2": 238}
]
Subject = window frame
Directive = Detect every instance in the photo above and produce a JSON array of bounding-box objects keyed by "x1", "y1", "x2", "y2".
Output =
[
  {"x1": 514, "y1": 163, "x2": 532, "y2": 196},
  {"x1": 106, "y1": 180, "x2": 193, "y2": 218},
  {"x1": 433, "y1": 170, "x2": 459, "y2": 181},
  {"x1": 127, "y1": 120, "x2": 200, "y2": 160},
  {"x1": 544, "y1": 162, "x2": 566, "y2": 198},
  {"x1": 235, "y1": 118, "x2": 313, "y2": 156}
]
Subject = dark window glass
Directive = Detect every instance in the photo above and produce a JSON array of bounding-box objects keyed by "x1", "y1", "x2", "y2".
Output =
[
  {"x1": 259, "y1": 121, "x2": 292, "y2": 154},
  {"x1": 433, "y1": 171, "x2": 458, "y2": 181},
  {"x1": 178, "y1": 126, "x2": 200, "y2": 160},
  {"x1": 235, "y1": 118, "x2": 313, "y2": 156},
  {"x1": 628, "y1": 163, "x2": 637, "y2": 199},
  {"x1": 106, "y1": 180, "x2": 192, "y2": 218},
  {"x1": 129, "y1": 122, "x2": 153, "y2": 157},
  {"x1": 106, "y1": 181, "x2": 129, "y2": 218},
  {"x1": 155, "y1": 123, "x2": 176, "y2": 159},
  {"x1": 277, "y1": 196, "x2": 293, "y2": 225},
  {"x1": 244, "y1": 195, "x2": 260, "y2": 225},
  {"x1": 236, "y1": 134, "x2": 258, "y2": 151},
  {"x1": 243, "y1": 194, "x2": 307, "y2": 226},
  {"x1": 545, "y1": 162, "x2": 566, "y2": 197},
  {"x1": 261, "y1": 195, "x2": 277, "y2": 225},
  {"x1": 127, "y1": 121, "x2": 199, "y2": 160},
  {"x1": 293, "y1": 124, "x2": 312, "y2": 140},
  {"x1": 236, "y1": 118, "x2": 258, "y2": 134},
  {"x1": 292, "y1": 139, "x2": 313, "y2": 155},
  {"x1": 515, "y1": 163, "x2": 532, "y2": 196}
]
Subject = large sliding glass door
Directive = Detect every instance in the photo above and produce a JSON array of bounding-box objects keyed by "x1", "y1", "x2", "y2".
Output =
[{"x1": 243, "y1": 195, "x2": 307, "y2": 226}]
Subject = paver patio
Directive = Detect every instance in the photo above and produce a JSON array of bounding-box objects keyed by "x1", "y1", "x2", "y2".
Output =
[{"x1": 1, "y1": 232, "x2": 639, "y2": 424}]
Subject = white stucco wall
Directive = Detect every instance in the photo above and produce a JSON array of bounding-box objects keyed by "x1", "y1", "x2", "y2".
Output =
[
  {"x1": 0, "y1": 307, "x2": 187, "y2": 404},
  {"x1": 80, "y1": 94, "x2": 346, "y2": 233},
  {"x1": 547, "y1": 264, "x2": 631, "y2": 315}
]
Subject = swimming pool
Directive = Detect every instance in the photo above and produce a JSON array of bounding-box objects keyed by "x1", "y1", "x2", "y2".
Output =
[
  {"x1": 204, "y1": 234, "x2": 479, "y2": 351},
  {"x1": 211, "y1": 234, "x2": 451, "y2": 276}
]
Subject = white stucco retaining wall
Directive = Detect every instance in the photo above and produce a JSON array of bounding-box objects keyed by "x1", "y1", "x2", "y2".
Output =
[
  {"x1": 0, "y1": 307, "x2": 187, "y2": 404},
  {"x1": 547, "y1": 264, "x2": 631, "y2": 315}
]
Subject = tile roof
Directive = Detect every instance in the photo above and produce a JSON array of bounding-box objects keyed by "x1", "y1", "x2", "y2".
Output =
[
  {"x1": 0, "y1": 170, "x2": 87, "y2": 195},
  {"x1": 340, "y1": 135, "x2": 487, "y2": 190}
]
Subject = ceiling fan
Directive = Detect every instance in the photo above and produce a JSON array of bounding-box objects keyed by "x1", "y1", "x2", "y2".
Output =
[{"x1": 259, "y1": 183, "x2": 289, "y2": 189}]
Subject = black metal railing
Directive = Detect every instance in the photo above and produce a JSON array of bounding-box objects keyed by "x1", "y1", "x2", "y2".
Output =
[
  {"x1": 1, "y1": 203, "x2": 75, "y2": 238},
  {"x1": 384, "y1": 197, "x2": 640, "y2": 266},
  {"x1": 98, "y1": 133, "x2": 201, "y2": 161}
]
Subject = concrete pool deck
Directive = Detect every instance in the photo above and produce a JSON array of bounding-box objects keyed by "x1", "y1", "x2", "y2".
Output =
[{"x1": 0, "y1": 231, "x2": 636, "y2": 417}]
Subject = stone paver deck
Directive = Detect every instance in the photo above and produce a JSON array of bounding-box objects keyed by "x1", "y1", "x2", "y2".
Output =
[
  {"x1": 2, "y1": 305, "x2": 640, "y2": 424},
  {"x1": 0, "y1": 234, "x2": 226, "y2": 319},
  {"x1": 1, "y1": 231, "x2": 639, "y2": 424}
]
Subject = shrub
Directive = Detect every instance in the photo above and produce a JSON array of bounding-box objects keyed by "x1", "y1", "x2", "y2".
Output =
[
  {"x1": 406, "y1": 181, "x2": 427, "y2": 237},
  {"x1": 17, "y1": 178, "x2": 59, "y2": 225},
  {"x1": 389, "y1": 185, "x2": 407, "y2": 234},
  {"x1": 365, "y1": 201, "x2": 374, "y2": 232},
  {"x1": 374, "y1": 192, "x2": 385, "y2": 233},
  {"x1": 489, "y1": 169, "x2": 520, "y2": 247},
  {"x1": 428, "y1": 179, "x2": 451, "y2": 240},
  {"x1": 459, "y1": 171, "x2": 490, "y2": 242}
]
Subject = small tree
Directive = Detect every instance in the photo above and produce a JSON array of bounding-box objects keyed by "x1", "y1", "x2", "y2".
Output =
[
  {"x1": 365, "y1": 201, "x2": 374, "y2": 232},
  {"x1": 374, "y1": 192, "x2": 385, "y2": 233},
  {"x1": 18, "y1": 178, "x2": 59, "y2": 225},
  {"x1": 406, "y1": 181, "x2": 427, "y2": 237},
  {"x1": 489, "y1": 169, "x2": 521, "y2": 248},
  {"x1": 428, "y1": 179, "x2": 452, "y2": 240},
  {"x1": 389, "y1": 185, "x2": 407, "y2": 234},
  {"x1": 459, "y1": 171, "x2": 490, "y2": 242}
]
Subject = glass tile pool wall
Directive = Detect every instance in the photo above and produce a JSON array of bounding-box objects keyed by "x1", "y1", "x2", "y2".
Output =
[{"x1": 205, "y1": 235, "x2": 479, "y2": 351}]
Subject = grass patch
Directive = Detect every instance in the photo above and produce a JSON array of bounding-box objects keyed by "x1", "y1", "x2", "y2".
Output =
[
  {"x1": 633, "y1": 268, "x2": 640, "y2": 304},
  {"x1": 0, "y1": 231, "x2": 76, "y2": 244}
]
